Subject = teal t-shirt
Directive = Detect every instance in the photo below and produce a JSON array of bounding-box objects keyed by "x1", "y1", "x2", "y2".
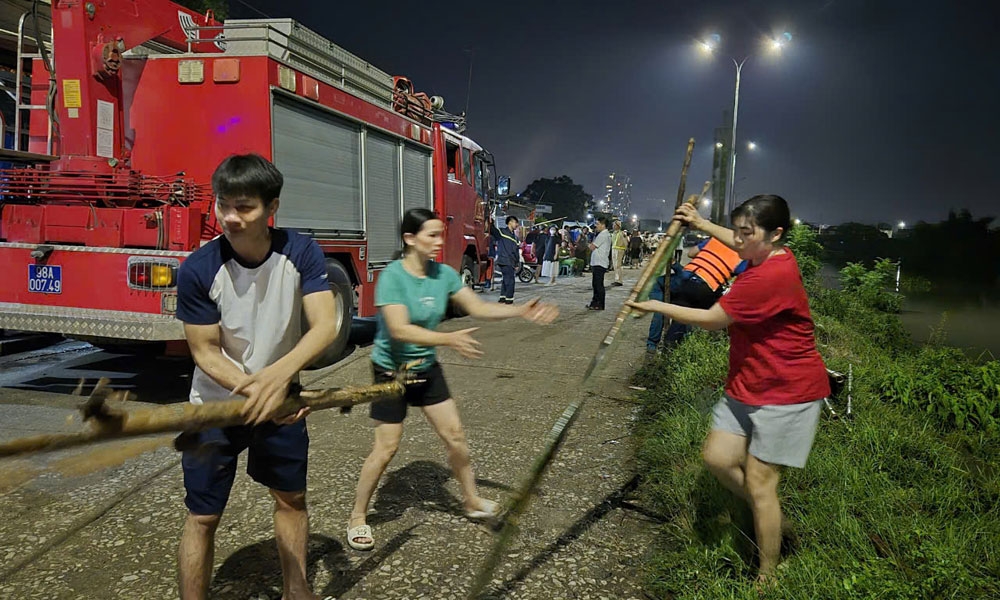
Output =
[{"x1": 371, "y1": 259, "x2": 463, "y2": 371}]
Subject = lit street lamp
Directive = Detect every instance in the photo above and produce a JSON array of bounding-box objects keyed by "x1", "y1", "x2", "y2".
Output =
[
  {"x1": 747, "y1": 141, "x2": 758, "y2": 151},
  {"x1": 699, "y1": 32, "x2": 789, "y2": 215}
]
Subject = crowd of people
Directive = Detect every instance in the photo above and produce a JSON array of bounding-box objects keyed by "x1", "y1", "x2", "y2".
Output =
[
  {"x1": 173, "y1": 153, "x2": 830, "y2": 597},
  {"x1": 501, "y1": 220, "x2": 659, "y2": 295}
]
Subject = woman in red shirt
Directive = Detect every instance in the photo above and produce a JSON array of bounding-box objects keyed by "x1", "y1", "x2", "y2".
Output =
[{"x1": 628, "y1": 194, "x2": 829, "y2": 583}]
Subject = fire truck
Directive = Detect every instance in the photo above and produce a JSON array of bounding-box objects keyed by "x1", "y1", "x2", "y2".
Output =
[{"x1": 0, "y1": 0, "x2": 505, "y2": 364}]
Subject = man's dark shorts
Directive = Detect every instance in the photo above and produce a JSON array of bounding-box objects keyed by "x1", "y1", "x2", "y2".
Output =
[
  {"x1": 182, "y1": 419, "x2": 309, "y2": 515},
  {"x1": 370, "y1": 361, "x2": 451, "y2": 423}
]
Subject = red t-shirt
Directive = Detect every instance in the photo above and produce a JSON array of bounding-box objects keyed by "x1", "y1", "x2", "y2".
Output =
[{"x1": 718, "y1": 249, "x2": 830, "y2": 406}]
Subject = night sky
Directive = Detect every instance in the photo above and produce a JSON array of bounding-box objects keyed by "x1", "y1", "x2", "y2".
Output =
[{"x1": 232, "y1": 0, "x2": 999, "y2": 227}]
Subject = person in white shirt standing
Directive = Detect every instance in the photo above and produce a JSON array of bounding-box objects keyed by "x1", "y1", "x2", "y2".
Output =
[
  {"x1": 175, "y1": 154, "x2": 338, "y2": 600},
  {"x1": 588, "y1": 216, "x2": 611, "y2": 310}
]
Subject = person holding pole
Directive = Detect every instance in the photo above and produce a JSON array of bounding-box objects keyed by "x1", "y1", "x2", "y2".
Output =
[
  {"x1": 175, "y1": 154, "x2": 338, "y2": 600},
  {"x1": 347, "y1": 208, "x2": 558, "y2": 551},
  {"x1": 627, "y1": 194, "x2": 830, "y2": 583}
]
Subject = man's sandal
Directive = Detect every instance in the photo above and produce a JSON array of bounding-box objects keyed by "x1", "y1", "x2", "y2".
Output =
[{"x1": 346, "y1": 524, "x2": 374, "y2": 551}]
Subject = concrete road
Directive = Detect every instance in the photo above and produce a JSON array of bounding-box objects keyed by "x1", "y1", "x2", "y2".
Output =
[{"x1": 0, "y1": 268, "x2": 661, "y2": 600}]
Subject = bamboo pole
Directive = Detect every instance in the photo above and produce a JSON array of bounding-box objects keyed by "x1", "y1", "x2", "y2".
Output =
[
  {"x1": 466, "y1": 163, "x2": 711, "y2": 598},
  {"x1": 637, "y1": 138, "x2": 696, "y2": 304},
  {"x1": 676, "y1": 138, "x2": 695, "y2": 210},
  {"x1": 0, "y1": 380, "x2": 404, "y2": 458}
]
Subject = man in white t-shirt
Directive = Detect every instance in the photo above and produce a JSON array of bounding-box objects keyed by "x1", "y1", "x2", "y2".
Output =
[
  {"x1": 588, "y1": 216, "x2": 611, "y2": 310},
  {"x1": 175, "y1": 154, "x2": 338, "y2": 600}
]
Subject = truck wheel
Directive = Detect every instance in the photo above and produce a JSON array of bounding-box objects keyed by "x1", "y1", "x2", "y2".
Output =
[
  {"x1": 448, "y1": 256, "x2": 478, "y2": 318},
  {"x1": 459, "y1": 256, "x2": 477, "y2": 288},
  {"x1": 307, "y1": 258, "x2": 353, "y2": 369}
]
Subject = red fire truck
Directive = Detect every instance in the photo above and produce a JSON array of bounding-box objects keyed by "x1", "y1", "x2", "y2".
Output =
[{"x1": 0, "y1": 0, "x2": 504, "y2": 364}]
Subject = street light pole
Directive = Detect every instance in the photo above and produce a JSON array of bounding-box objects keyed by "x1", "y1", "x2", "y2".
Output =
[
  {"x1": 727, "y1": 57, "x2": 747, "y2": 216},
  {"x1": 701, "y1": 33, "x2": 789, "y2": 217}
]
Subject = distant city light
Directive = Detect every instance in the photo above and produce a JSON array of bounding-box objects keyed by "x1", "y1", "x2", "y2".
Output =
[
  {"x1": 898, "y1": 221, "x2": 906, "y2": 229},
  {"x1": 793, "y1": 218, "x2": 802, "y2": 225}
]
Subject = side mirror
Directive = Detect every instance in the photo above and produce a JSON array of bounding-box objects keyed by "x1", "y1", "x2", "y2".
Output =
[{"x1": 497, "y1": 175, "x2": 510, "y2": 197}]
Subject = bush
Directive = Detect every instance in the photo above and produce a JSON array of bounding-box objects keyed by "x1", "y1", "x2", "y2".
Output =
[
  {"x1": 810, "y1": 287, "x2": 911, "y2": 357},
  {"x1": 839, "y1": 258, "x2": 902, "y2": 313},
  {"x1": 632, "y1": 256, "x2": 1000, "y2": 598},
  {"x1": 876, "y1": 345, "x2": 1000, "y2": 435},
  {"x1": 785, "y1": 224, "x2": 823, "y2": 282}
]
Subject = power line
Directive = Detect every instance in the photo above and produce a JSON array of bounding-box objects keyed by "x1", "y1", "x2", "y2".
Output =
[
  {"x1": 463, "y1": 48, "x2": 474, "y2": 118},
  {"x1": 232, "y1": 0, "x2": 271, "y2": 19}
]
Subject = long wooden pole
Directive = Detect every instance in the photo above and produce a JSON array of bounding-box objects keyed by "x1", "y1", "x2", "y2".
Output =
[
  {"x1": 634, "y1": 179, "x2": 712, "y2": 304},
  {"x1": 466, "y1": 168, "x2": 711, "y2": 598},
  {"x1": 0, "y1": 381, "x2": 404, "y2": 458},
  {"x1": 676, "y1": 138, "x2": 695, "y2": 210}
]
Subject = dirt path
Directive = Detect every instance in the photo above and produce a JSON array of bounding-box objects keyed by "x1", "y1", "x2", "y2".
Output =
[{"x1": 0, "y1": 271, "x2": 662, "y2": 599}]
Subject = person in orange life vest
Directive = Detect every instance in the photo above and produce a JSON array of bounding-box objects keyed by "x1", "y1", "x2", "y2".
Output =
[
  {"x1": 646, "y1": 236, "x2": 746, "y2": 352},
  {"x1": 628, "y1": 195, "x2": 830, "y2": 584}
]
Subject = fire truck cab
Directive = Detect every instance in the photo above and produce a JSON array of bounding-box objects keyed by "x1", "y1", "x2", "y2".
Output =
[{"x1": 0, "y1": 0, "x2": 501, "y2": 364}]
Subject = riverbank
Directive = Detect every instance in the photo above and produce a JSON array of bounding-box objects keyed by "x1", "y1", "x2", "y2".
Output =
[
  {"x1": 819, "y1": 263, "x2": 999, "y2": 359},
  {"x1": 631, "y1": 237, "x2": 1000, "y2": 599}
]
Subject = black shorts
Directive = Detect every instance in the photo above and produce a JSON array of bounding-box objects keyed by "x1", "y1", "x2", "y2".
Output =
[
  {"x1": 181, "y1": 420, "x2": 309, "y2": 516},
  {"x1": 370, "y1": 361, "x2": 451, "y2": 423}
]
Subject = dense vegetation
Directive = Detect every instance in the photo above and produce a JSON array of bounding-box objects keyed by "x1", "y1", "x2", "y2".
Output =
[
  {"x1": 631, "y1": 225, "x2": 1000, "y2": 599},
  {"x1": 821, "y1": 209, "x2": 999, "y2": 289}
]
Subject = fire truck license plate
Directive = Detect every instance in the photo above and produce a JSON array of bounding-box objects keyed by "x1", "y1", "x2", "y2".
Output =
[{"x1": 28, "y1": 265, "x2": 62, "y2": 294}]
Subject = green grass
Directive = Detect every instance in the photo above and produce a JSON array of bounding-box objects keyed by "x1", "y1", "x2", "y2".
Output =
[{"x1": 632, "y1": 307, "x2": 1000, "y2": 598}]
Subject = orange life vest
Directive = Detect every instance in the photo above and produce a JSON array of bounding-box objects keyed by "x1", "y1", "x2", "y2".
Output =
[{"x1": 683, "y1": 238, "x2": 742, "y2": 291}]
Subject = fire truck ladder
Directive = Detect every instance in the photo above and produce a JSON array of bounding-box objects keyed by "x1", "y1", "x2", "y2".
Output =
[
  {"x1": 13, "y1": 10, "x2": 54, "y2": 155},
  {"x1": 213, "y1": 19, "x2": 396, "y2": 109}
]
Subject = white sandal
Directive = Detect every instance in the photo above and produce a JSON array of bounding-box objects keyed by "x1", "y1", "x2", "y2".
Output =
[
  {"x1": 465, "y1": 498, "x2": 499, "y2": 521},
  {"x1": 346, "y1": 524, "x2": 374, "y2": 551}
]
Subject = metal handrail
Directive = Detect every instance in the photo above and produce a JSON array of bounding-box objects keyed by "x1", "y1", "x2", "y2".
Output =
[
  {"x1": 13, "y1": 11, "x2": 52, "y2": 154},
  {"x1": 180, "y1": 21, "x2": 394, "y2": 105}
]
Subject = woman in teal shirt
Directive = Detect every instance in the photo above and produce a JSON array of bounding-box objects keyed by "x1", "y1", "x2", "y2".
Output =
[{"x1": 347, "y1": 208, "x2": 559, "y2": 551}]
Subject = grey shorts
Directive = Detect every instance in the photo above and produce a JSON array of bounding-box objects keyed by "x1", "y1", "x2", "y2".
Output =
[{"x1": 711, "y1": 395, "x2": 823, "y2": 468}]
